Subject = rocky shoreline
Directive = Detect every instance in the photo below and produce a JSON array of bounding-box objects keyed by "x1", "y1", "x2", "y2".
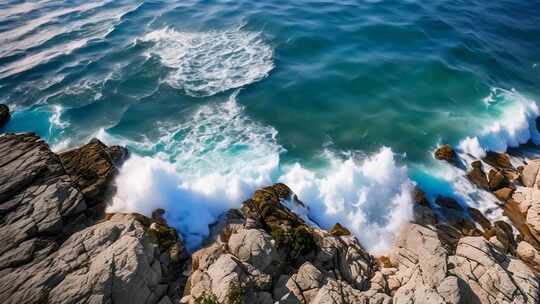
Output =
[{"x1": 0, "y1": 104, "x2": 540, "y2": 303}]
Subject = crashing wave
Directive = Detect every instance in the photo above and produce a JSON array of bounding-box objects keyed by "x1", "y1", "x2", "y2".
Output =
[
  {"x1": 107, "y1": 91, "x2": 415, "y2": 253},
  {"x1": 458, "y1": 88, "x2": 540, "y2": 159}
]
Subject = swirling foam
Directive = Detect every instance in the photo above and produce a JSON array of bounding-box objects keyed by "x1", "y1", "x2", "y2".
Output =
[
  {"x1": 107, "y1": 92, "x2": 414, "y2": 253},
  {"x1": 141, "y1": 27, "x2": 274, "y2": 97}
]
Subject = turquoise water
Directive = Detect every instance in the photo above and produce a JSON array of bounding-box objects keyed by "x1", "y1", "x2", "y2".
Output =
[{"x1": 1, "y1": 0, "x2": 540, "y2": 251}]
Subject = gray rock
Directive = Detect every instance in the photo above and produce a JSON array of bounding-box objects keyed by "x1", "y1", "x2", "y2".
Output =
[{"x1": 0, "y1": 134, "x2": 185, "y2": 304}]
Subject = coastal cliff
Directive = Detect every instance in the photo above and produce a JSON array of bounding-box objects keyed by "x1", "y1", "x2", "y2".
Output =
[{"x1": 0, "y1": 129, "x2": 539, "y2": 303}]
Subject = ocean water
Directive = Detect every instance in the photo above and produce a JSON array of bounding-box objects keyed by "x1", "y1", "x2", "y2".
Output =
[{"x1": 1, "y1": 0, "x2": 540, "y2": 253}]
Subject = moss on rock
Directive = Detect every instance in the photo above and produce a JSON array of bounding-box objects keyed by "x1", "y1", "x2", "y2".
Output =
[{"x1": 329, "y1": 223, "x2": 351, "y2": 236}]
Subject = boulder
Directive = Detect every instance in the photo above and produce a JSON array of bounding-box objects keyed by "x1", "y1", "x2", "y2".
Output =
[
  {"x1": 494, "y1": 187, "x2": 514, "y2": 201},
  {"x1": 467, "y1": 161, "x2": 490, "y2": 190},
  {"x1": 517, "y1": 241, "x2": 540, "y2": 272},
  {"x1": 434, "y1": 144, "x2": 456, "y2": 162},
  {"x1": 488, "y1": 169, "x2": 509, "y2": 191},
  {"x1": 483, "y1": 152, "x2": 513, "y2": 170},
  {"x1": 521, "y1": 160, "x2": 540, "y2": 188},
  {"x1": 0, "y1": 104, "x2": 9, "y2": 128},
  {"x1": 468, "y1": 207, "x2": 491, "y2": 231}
]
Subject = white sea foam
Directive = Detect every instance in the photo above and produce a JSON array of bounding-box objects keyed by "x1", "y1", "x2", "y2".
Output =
[
  {"x1": 458, "y1": 88, "x2": 540, "y2": 158},
  {"x1": 107, "y1": 91, "x2": 414, "y2": 253},
  {"x1": 108, "y1": 91, "x2": 282, "y2": 249},
  {"x1": 279, "y1": 148, "x2": 414, "y2": 254},
  {"x1": 141, "y1": 27, "x2": 274, "y2": 96}
]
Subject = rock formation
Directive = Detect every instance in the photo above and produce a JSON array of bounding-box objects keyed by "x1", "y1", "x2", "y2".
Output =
[
  {"x1": 0, "y1": 133, "x2": 187, "y2": 304},
  {"x1": 0, "y1": 134, "x2": 539, "y2": 304},
  {"x1": 434, "y1": 144, "x2": 456, "y2": 162}
]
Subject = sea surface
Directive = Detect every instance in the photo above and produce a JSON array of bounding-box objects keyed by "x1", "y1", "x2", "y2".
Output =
[{"x1": 1, "y1": 0, "x2": 540, "y2": 252}]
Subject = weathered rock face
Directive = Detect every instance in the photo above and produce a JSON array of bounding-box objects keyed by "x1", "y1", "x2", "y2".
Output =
[
  {"x1": 59, "y1": 138, "x2": 128, "y2": 216},
  {"x1": 2, "y1": 131, "x2": 540, "y2": 304},
  {"x1": 183, "y1": 182, "x2": 540, "y2": 304},
  {"x1": 0, "y1": 104, "x2": 9, "y2": 128},
  {"x1": 183, "y1": 184, "x2": 391, "y2": 304},
  {"x1": 0, "y1": 133, "x2": 187, "y2": 304}
]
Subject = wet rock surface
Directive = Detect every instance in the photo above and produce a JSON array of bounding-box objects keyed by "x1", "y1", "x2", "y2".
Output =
[{"x1": 434, "y1": 144, "x2": 456, "y2": 162}]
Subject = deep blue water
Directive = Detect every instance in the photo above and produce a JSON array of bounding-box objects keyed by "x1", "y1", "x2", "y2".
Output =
[{"x1": 1, "y1": 0, "x2": 540, "y2": 251}]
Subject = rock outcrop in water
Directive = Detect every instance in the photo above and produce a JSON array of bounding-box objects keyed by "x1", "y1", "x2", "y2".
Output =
[
  {"x1": 0, "y1": 132, "x2": 539, "y2": 304},
  {"x1": 0, "y1": 133, "x2": 187, "y2": 304}
]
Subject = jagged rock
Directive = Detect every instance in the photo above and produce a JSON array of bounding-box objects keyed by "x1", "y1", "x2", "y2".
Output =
[
  {"x1": 451, "y1": 236, "x2": 539, "y2": 304},
  {"x1": 468, "y1": 161, "x2": 490, "y2": 190},
  {"x1": 0, "y1": 104, "x2": 9, "y2": 128},
  {"x1": 228, "y1": 228, "x2": 277, "y2": 271},
  {"x1": 0, "y1": 133, "x2": 186, "y2": 304},
  {"x1": 434, "y1": 145, "x2": 456, "y2": 162},
  {"x1": 59, "y1": 138, "x2": 128, "y2": 213},
  {"x1": 184, "y1": 184, "x2": 383, "y2": 304}
]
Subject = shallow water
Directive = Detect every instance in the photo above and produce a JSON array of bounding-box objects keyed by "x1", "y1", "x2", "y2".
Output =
[{"x1": 1, "y1": 0, "x2": 540, "y2": 252}]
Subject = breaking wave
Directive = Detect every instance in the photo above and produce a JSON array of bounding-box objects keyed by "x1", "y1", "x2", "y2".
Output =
[
  {"x1": 107, "y1": 91, "x2": 415, "y2": 253},
  {"x1": 458, "y1": 88, "x2": 540, "y2": 159}
]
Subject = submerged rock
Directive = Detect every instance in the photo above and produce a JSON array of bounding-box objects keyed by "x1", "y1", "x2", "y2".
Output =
[{"x1": 0, "y1": 104, "x2": 9, "y2": 128}]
